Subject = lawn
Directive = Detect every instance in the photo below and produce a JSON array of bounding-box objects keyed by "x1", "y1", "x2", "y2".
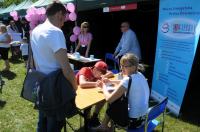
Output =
[{"x1": 0, "y1": 56, "x2": 200, "y2": 132}]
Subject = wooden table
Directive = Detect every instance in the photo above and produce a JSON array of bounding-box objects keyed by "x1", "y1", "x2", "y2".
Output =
[
  {"x1": 68, "y1": 53, "x2": 101, "y2": 70},
  {"x1": 75, "y1": 86, "x2": 105, "y2": 131},
  {"x1": 76, "y1": 87, "x2": 105, "y2": 110}
]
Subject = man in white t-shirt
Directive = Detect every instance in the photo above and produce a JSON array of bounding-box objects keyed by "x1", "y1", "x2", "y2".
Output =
[{"x1": 31, "y1": 2, "x2": 77, "y2": 132}]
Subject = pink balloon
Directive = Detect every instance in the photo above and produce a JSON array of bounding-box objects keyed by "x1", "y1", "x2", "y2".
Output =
[
  {"x1": 25, "y1": 15, "x2": 31, "y2": 22},
  {"x1": 40, "y1": 7, "x2": 46, "y2": 14},
  {"x1": 27, "y1": 7, "x2": 37, "y2": 15},
  {"x1": 13, "y1": 11, "x2": 17, "y2": 16},
  {"x1": 70, "y1": 34, "x2": 78, "y2": 42},
  {"x1": 69, "y1": 12, "x2": 77, "y2": 21},
  {"x1": 13, "y1": 16, "x2": 18, "y2": 21},
  {"x1": 40, "y1": 14, "x2": 46, "y2": 22},
  {"x1": 67, "y1": 3, "x2": 75, "y2": 13},
  {"x1": 73, "y1": 26, "x2": 80, "y2": 35},
  {"x1": 36, "y1": 9, "x2": 42, "y2": 15},
  {"x1": 32, "y1": 14, "x2": 40, "y2": 23},
  {"x1": 25, "y1": 7, "x2": 47, "y2": 30},
  {"x1": 10, "y1": 11, "x2": 18, "y2": 17},
  {"x1": 37, "y1": 7, "x2": 46, "y2": 15},
  {"x1": 10, "y1": 12, "x2": 14, "y2": 16}
]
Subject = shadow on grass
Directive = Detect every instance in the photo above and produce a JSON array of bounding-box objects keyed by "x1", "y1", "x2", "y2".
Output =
[
  {"x1": 0, "y1": 70, "x2": 17, "y2": 80},
  {"x1": 167, "y1": 110, "x2": 200, "y2": 127},
  {"x1": 180, "y1": 112, "x2": 200, "y2": 126},
  {"x1": 9, "y1": 58, "x2": 23, "y2": 64},
  {"x1": 0, "y1": 100, "x2": 6, "y2": 109}
]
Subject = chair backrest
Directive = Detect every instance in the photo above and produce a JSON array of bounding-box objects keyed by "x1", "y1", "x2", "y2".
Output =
[
  {"x1": 147, "y1": 97, "x2": 168, "y2": 122},
  {"x1": 105, "y1": 53, "x2": 119, "y2": 73},
  {"x1": 105, "y1": 53, "x2": 118, "y2": 63}
]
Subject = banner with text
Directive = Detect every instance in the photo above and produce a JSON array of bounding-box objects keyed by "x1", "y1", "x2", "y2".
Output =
[{"x1": 151, "y1": 0, "x2": 200, "y2": 115}]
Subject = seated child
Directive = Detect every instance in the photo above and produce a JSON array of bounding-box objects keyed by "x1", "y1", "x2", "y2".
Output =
[
  {"x1": 76, "y1": 61, "x2": 114, "y2": 127},
  {"x1": 20, "y1": 37, "x2": 28, "y2": 67}
]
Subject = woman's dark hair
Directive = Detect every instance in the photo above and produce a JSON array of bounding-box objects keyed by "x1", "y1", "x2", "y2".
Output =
[{"x1": 46, "y1": 1, "x2": 67, "y2": 17}]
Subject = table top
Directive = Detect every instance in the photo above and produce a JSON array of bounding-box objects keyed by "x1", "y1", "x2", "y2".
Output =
[
  {"x1": 75, "y1": 75, "x2": 119, "y2": 110},
  {"x1": 68, "y1": 53, "x2": 100, "y2": 63},
  {"x1": 75, "y1": 86, "x2": 105, "y2": 110}
]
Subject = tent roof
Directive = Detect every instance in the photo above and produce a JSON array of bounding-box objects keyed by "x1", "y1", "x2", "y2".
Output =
[
  {"x1": 33, "y1": 0, "x2": 146, "y2": 11},
  {"x1": 0, "y1": 4, "x2": 16, "y2": 14},
  {"x1": 14, "y1": 0, "x2": 33, "y2": 11},
  {"x1": 35, "y1": 0, "x2": 74, "y2": 7},
  {"x1": 60, "y1": 0, "x2": 74, "y2": 4},
  {"x1": 35, "y1": 0, "x2": 52, "y2": 7},
  {"x1": 0, "y1": 0, "x2": 150, "y2": 16},
  {"x1": 31, "y1": 0, "x2": 46, "y2": 7}
]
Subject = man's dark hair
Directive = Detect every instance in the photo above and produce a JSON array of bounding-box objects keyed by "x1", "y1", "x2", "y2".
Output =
[{"x1": 46, "y1": 1, "x2": 67, "y2": 17}]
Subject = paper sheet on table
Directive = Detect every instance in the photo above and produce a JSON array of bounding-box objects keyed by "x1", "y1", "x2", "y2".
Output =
[
  {"x1": 103, "y1": 83, "x2": 115, "y2": 92},
  {"x1": 68, "y1": 53, "x2": 100, "y2": 62}
]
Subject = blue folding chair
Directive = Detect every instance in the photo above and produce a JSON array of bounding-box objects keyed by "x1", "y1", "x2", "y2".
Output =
[
  {"x1": 105, "y1": 53, "x2": 119, "y2": 74},
  {"x1": 128, "y1": 97, "x2": 168, "y2": 132}
]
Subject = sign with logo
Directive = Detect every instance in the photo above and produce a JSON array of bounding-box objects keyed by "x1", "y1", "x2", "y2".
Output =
[
  {"x1": 103, "y1": 3, "x2": 137, "y2": 13},
  {"x1": 151, "y1": 0, "x2": 200, "y2": 115}
]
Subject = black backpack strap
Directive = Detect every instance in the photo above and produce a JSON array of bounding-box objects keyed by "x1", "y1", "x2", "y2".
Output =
[
  {"x1": 27, "y1": 44, "x2": 36, "y2": 71},
  {"x1": 126, "y1": 75, "x2": 132, "y2": 98}
]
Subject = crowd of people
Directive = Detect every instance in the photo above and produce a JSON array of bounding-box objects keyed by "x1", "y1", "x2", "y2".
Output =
[
  {"x1": 0, "y1": 1, "x2": 150, "y2": 132},
  {"x1": 0, "y1": 17, "x2": 30, "y2": 70}
]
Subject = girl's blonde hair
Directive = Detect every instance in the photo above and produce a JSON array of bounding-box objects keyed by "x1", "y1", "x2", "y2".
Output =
[
  {"x1": 81, "y1": 22, "x2": 90, "y2": 29},
  {"x1": 120, "y1": 53, "x2": 145, "y2": 72}
]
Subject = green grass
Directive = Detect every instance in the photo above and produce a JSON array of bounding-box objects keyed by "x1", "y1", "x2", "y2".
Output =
[{"x1": 0, "y1": 56, "x2": 200, "y2": 132}]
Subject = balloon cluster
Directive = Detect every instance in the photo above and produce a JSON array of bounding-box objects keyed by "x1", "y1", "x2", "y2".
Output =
[
  {"x1": 65, "y1": 3, "x2": 80, "y2": 42},
  {"x1": 10, "y1": 11, "x2": 19, "y2": 21},
  {"x1": 25, "y1": 7, "x2": 46, "y2": 30},
  {"x1": 65, "y1": 3, "x2": 77, "y2": 22},
  {"x1": 23, "y1": 2, "x2": 80, "y2": 41},
  {"x1": 25, "y1": 2, "x2": 77, "y2": 31},
  {"x1": 70, "y1": 26, "x2": 81, "y2": 42}
]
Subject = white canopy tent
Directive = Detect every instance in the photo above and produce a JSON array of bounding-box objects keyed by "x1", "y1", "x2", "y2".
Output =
[
  {"x1": 14, "y1": 0, "x2": 33, "y2": 11},
  {"x1": 0, "y1": 4, "x2": 16, "y2": 14}
]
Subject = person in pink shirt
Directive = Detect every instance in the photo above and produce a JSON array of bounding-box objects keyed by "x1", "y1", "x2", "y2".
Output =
[{"x1": 75, "y1": 22, "x2": 92, "y2": 57}]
